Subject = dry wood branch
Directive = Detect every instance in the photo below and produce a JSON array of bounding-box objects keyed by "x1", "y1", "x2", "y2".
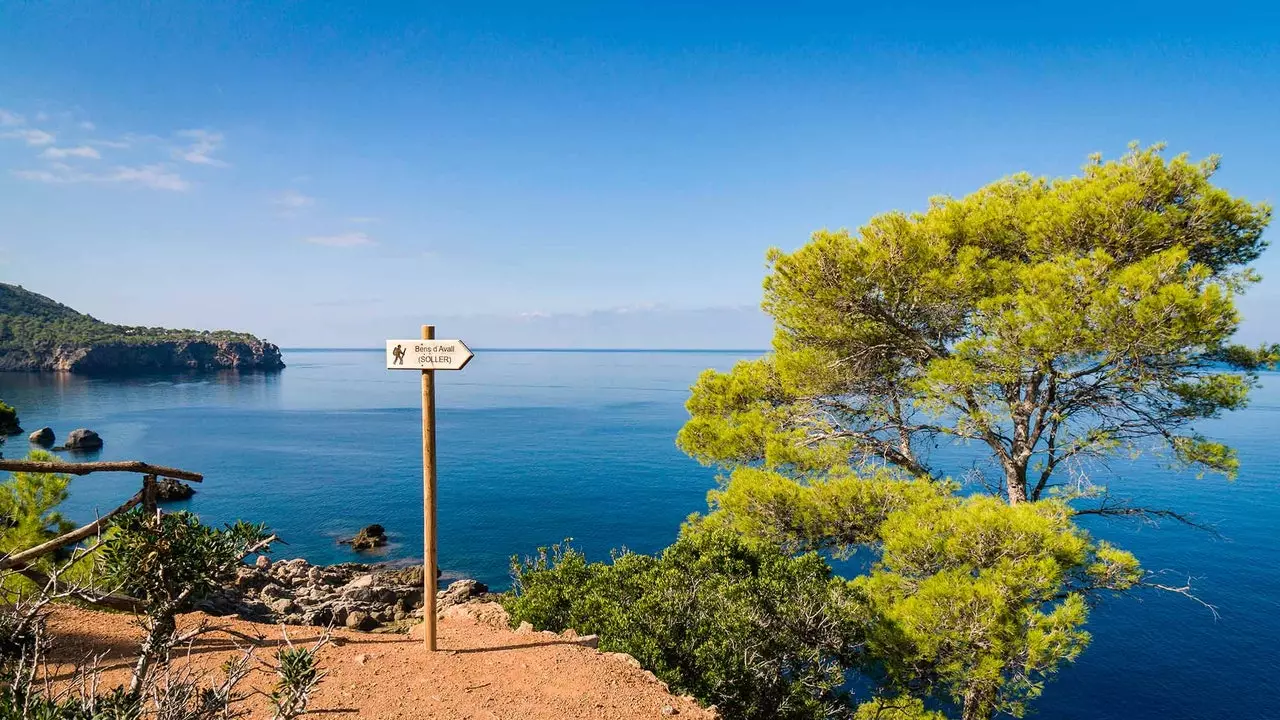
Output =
[
  {"x1": 0, "y1": 459, "x2": 204, "y2": 482},
  {"x1": 0, "y1": 488, "x2": 146, "y2": 571}
]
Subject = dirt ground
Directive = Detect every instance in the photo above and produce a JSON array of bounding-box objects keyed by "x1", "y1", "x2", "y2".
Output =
[{"x1": 44, "y1": 604, "x2": 715, "y2": 719}]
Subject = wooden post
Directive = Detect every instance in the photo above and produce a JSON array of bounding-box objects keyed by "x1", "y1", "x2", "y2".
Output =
[
  {"x1": 421, "y1": 324, "x2": 439, "y2": 650},
  {"x1": 142, "y1": 474, "x2": 157, "y2": 515}
]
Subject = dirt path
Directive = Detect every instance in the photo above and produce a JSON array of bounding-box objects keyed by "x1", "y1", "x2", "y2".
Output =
[{"x1": 45, "y1": 604, "x2": 715, "y2": 719}]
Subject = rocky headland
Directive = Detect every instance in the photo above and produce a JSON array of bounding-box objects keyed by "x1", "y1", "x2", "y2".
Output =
[{"x1": 0, "y1": 283, "x2": 284, "y2": 374}]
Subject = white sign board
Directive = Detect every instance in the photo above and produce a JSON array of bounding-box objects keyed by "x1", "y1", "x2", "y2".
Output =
[{"x1": 386, "y1": 339, "x2": 474, "y2": 370}]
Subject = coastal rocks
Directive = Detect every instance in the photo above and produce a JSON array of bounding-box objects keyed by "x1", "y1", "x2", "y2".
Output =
[
  {"x1": 154, "y1": 477, "x2": 195, "y2": 501},
  {"x1": 63, "y1": 428, "x2": 103, "y2": 450},
  {"x1": 340, "y1": 524, "x2": 389, "y2": 551},
  {"x1": 197, "y1": 557, "x2": 490, "y2": 632},
  {"x1": 33, "y1": 340, "x2": 287, "y2": 374},
  {"x1": 28, "y1": 427, "x2": 55, "y2": 446}
]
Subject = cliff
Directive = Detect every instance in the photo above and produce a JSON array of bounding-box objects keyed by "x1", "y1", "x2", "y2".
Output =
[{"x1": 0, "y1": 283, "x2": 284, "y2": 374}]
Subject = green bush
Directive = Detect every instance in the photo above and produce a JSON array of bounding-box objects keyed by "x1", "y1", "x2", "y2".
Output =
[
  {"x1": 503, "y1": 528, "x2": 859, "y2": 720},
  {"x1": 0, "y1": 450, "x2": 74, "y2": 563},
  {"x1": 0, "y1": 400, "x2": 19, "y2": 436}
]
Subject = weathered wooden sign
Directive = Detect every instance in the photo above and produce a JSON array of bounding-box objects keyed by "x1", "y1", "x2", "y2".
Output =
[
  {"x1": 385, "y1": 327, "x2": 473, "y2": 652},
  {"x1": 385, "y1": 339, "x2": 473, "y2": 371}
]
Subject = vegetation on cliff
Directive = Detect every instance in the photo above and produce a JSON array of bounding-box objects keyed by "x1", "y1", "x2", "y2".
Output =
[
  {"x1": 506, "y1": 145, "x2": 1276, "y2": 720},
  {"x1": 0, "y1": 283, "x2": 282, "y2": 372}
]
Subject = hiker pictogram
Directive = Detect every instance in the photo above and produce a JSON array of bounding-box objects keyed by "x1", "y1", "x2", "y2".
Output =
[{"x1": 392, "y1": 344, "x2": 406, "y2": 365}]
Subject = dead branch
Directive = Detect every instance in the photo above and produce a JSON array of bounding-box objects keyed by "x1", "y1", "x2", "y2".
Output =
[{"x1": 0, "y1": 459, "x2": 203, "y2": 483}]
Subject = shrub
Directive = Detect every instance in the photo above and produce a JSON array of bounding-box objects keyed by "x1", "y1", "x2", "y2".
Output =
[
  {"x1": 504, "y1": 528, "x2": 860, "y2": 720},
  {"x1": 0, "y1": 400, "x2": 19, "y2": 436}
]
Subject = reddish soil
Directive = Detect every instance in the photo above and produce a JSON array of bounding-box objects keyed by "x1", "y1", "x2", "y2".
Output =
[{"x1": 45, "y1": 604, "x2": 715, "y2": 719}]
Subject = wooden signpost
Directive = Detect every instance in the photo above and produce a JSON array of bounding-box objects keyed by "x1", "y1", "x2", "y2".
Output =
[{"x1": 386, "y1": 327, "x2": 474, "y2": 650}]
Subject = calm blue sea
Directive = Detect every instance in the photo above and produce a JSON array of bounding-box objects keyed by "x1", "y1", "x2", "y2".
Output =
[{"x1": 1, "y1": 349, "x2": 1276, "y2": 719}]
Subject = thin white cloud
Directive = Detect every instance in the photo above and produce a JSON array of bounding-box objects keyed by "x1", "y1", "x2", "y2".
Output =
[
  {"x1": 79, "y1": 121, "x2": 96, "y2": 131},
  {"x1": 303, "y1": 232, "x2": 376, "y2": 248},
  {"x1": 0, "y1": 109, "x2": 23, "y2": 126},
  {"x1": 2, "y1": 129, "x2": 56, "y2": 146},
  {"x1": 347, "y1": 216, "x2": 381, "y2": 224},
  {"x1": 273, "y1": 189, "x2": 315, "y2": 210},
  {"x1": 12, "y1": 163, "x2": 189, "y2": 191},
  {"x1": 174, "y1": 129, "x2": 227, "y2": 167},
  {"x1": 90, "y1": 138, "x2": 131, "y2": 149},
  {"x1": 41, "y1": 145, "x2": 101, "y2": 160}
]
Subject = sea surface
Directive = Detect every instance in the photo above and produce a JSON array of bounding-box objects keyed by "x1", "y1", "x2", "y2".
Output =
[{"x1": 1, "y1": 349, "x2": 1277, "y2": 719}]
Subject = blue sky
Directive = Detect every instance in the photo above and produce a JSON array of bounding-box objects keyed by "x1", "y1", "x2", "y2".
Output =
[{"x1": 1, "y1": 2, "x2": 1277, "y2": 348}]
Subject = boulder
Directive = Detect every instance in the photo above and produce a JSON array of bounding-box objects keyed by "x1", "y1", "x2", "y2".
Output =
[
  {"x1": 340, "y1": 524, "x2": 388, "y2": 551},
  {"x1": 254, "y1": 555, "x2": 271, "y2": 570},
  {"x1": 154, "y1": 478, "x2": 195, "y2": 501},
  {"x1": 28, "y1": 427, "x2": 54, "y2": 446},
  {"x1": 437, "y1": 579, "x2": 488, "y2": 609},
  {"x1": 64, "y1": 428, "x2": 103, "y2": 450},
  {"x1": 344, "y1": 610, "x2": 378, "y2": 631}
]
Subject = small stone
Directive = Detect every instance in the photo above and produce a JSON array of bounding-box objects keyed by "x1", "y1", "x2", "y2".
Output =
[
  {"x1": 603, "y1": 652, "x2": 642, "y2": 668},
  {"x1": 353, "y1": 653, "x2": 370, "y2": 666},
  {"x1": 345, "y1": 610, "x2": 377, "y2": 631},
  {"x1": 517, "y1": 621, "x2": 534, "y2": 634},
  {"x1": 577, "y1": 634, "x2": 600, "y2": 649},
  {"x1": 270, "y1": 598, "x2": 297, "y2": 615},
  {"x1": 661, "y1": 706, "x2": 679, "y2": 716},
  {"x1": 254, "y1": 555, "x2": 272, "y2": 570}
]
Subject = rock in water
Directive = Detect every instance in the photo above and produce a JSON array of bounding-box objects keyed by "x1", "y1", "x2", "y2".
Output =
[
  {"x1": 64, "y1": 428, "x2": 103, "y2": 450},
  {"x1": 154, "y1": 477, "x2": 195, "y2": 501},
  {"x1": 28, "y1": 427, "x2": 55, "y2": 446},
  {"x1": 340, "y1": 524, "x2": 388, "y2": 550}
]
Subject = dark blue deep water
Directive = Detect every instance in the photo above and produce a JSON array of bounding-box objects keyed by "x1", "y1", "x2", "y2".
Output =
[{"x1": 2, "y1": 350, "x2": 1277, "y2": 719}]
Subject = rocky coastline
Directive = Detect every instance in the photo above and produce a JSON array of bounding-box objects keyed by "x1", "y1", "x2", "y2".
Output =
[
  {"x1": 0, "y1": 339, "x2": 285, "y2": 374},
  {"x1": 198, "y1": 557, "x2": 490, "y2": 632}
]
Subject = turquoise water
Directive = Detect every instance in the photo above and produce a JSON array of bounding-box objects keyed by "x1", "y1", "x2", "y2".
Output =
[{"x1": 2, "y1": 349, "x2": 1277, "y2": 719}]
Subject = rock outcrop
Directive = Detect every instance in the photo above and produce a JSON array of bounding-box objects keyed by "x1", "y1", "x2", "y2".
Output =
[
  {"x1": 340, "y1": 524, "x2": 388, "y2": 550},
  {"x1": 63, "y1": 428, "x2": 103, "y2": 450},
  {"x1": 6, "y1": 340, "x2": 286, "y2": 374},
  {"x1": 0, "y1": 282, "x2": 285, "y2": 374},
  {"x1": 155, "y1": 478, "x2": 195, "y2": 501},
  {"x1": 28, "y1": 427, "x2": 55, "y2": 446},
  {"x1": 197, "y1": 558, "x2": 489, "y2": 632}
]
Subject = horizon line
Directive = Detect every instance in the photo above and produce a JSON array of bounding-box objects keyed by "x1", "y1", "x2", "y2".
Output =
[{"x1": 282, "y1": 347, "x2": 769, "y2": 353}]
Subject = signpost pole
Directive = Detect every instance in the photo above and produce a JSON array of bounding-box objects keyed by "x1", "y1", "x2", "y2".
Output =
[{"x1": 421, "y1": 324, "x2": 438, "y2": 651}]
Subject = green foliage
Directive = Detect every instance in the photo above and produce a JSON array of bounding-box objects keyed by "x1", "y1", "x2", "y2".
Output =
[
  {"x1": 697, "y1": 468, "x2": 1140, "y2": 718},
  {"x1": 0, "y1": 400, "x2": 19, "y2": 435},
  {"x1": 504, "y1": 530, "x2": 859, "y2": 720},
  {"x1": 680, "y1": 144, "x2": 1273, "y2": 502},
  {"x1": 668, "y1": 145, "x2": 1257, "y2": 718},
  {"x1": 0, "y1": 283, "x2": 261, "y2": 360},
  {"x1": 0, "y1": 450, "x2": 74, "y2": 563},
  {"x1": 97, "y1": 509, "x2": 268, "y2": 611},
  {"x1": 268, "y1": 634, "x2": 329, "y2": 720}
]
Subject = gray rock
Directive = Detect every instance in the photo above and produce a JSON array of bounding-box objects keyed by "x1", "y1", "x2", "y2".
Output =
[
  {"x1": 28, "y1": 427, "x2": 54, "y2": 446},
  {"x1": 438, "y1": 579, "x2": 488, "y2": 609},
  {"x1": 344, "y1": 610, "x2": 377, "y2": 631},
  {"x1": 254, "y1": 555, "x2": 272, "y2": 570},
  {"x1": 270, "y1": 598, "x2": 297, "y2": 615},
  {"x1": 154, "y1": 478, "x2": 195, "y2": 501},
  {"x1": 64, "y1": 428, "x2": 103, "y2": 450}
]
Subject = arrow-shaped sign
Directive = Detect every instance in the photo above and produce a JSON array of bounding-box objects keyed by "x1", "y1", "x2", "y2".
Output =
[{"x1": 385, "y1": 339, "x2": 474, "y2": 370}]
